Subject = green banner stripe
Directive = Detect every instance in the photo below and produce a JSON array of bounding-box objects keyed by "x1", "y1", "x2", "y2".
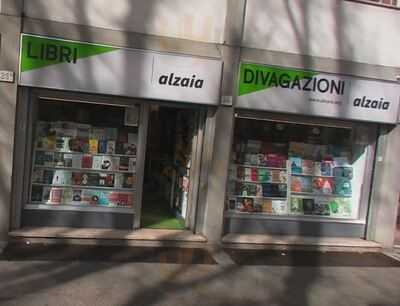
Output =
[
  {"x1": 21, "y1": 35, "x2": 118, "y2": 72},
  {"x1": 239, "y1": 63, "x2": 318, "y2": 96}
]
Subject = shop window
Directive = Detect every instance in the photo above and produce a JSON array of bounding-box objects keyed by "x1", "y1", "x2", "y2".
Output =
[
  {"x1": 28, "y1": 99, "x2": 139, "y2": 212},
  {"x1": 350, "y1": 0, "x2": 399, "y2": 7},
  {"x1": 226, "y1": 117, "x2": 369, "y2": 220}
]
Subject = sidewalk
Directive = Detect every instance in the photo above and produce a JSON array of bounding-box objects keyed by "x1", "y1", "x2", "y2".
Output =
[{"x1": 0, "y1": 243, "x2": 400, "y2": 306}]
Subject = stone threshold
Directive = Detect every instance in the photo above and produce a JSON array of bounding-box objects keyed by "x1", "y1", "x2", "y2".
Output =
[
  {"x1": 222, "y1": 233, "x2": 382, "y2": 252},
  {"x1": 9, "y1": 227, "x2": 207, "y2": 244}
]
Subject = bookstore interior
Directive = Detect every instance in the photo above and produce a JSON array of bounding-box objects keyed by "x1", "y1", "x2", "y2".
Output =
[
  {"x1": 23, "y1": 96, "x2": 200, "y2": 230},
  {"x1": 225, "y1": 113, "x2": 375, "y2": 237}
]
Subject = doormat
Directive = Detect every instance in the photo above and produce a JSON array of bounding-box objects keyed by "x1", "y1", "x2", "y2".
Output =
[
  {"x1": 225, "y1": 249, "x2": 400, "y2": 267},
  {"x1": 1, "y1": 243, "x2": 216, "y2": 265}
]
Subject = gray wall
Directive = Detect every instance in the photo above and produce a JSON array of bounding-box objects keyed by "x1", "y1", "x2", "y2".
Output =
[{"x1": 0, "y1": 13, "x2": 20, "y2": 245}]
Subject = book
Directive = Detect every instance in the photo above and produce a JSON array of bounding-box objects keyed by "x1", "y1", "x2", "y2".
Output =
[
  {"x1": 62, "y1": 188, "x2": 73, "y2": 203},
  {"x1": 43, "y1": 170, "x2": 55, "y2": 184},
  {"x1": 240, "y1": 197, "x2": 254, "y2": 212},
  {"x1": 329, "y1": 198, "x2": 352, "y2": 217},
  {"x1": 89, "y1": 139, "x2": 98, "y2": 154},
  {"x1": 100, "y1": 156, "x2": 113, "y2": 170},
  {"x1": 53, "y1": 152, "x2": 65, "y2": 167},
  {"x1": 72, "y1": 189, "x2": 83, "y2": 202},
  {"x1": 313, "y1": 198, "x2": 331, "y2": 216},
  {"x1": 81, "y1": 154, "x2": 93, "y2": 169},
  {"x1": 72, "y1": 154, "x2": 83, "y2": 169},
  {"x1": 106, "y1": 140, "x2": 116, "y2": 154},
  {"x1": 32, "y1": 169, "x2": 44, "y2": 183},
  {"x1": 302, "y1": 198, "x2": 315, "y2": 215},
  {"x1": 290, "y1": 197, "x2": 303, "y2": 214},
  {"x1": 123, "y1": 174, "x2": 134, "y2": 189},
  {"x1": 31, "y1": 185, "x2": 43, "y2": 202},
  {"x1": 334, "y1": 177, "x2": 352, "y2": 196},
  {"x1": 63, "y1": 154, "x2": 73, "y2": 167},
  {"x1": 49, "y1": 188, "x2": 63, "y2": 204},
  {"x1": 291, "y1": 176, "x2": 312, "y2": 193},
  {"x1": 302, "y1": 159, "x2": 313, "y2": 175},
  {"x1": 119, "y1": 157, "x2": 129, "y2": 171},
  {"x1": 261, "y1": 199, "x2": 273, "y2": 213},
  {"x1": 90, "y1": 128, "x2": 106, "y2": 140},
  {"x1": 35, "y1": 151, "x2": 54, "y2": 166},
  {"x1": 52, "y1": 170, "x2": 72, "y2": 185},
  {"x1": 312, "y1": 177, "x2": 334, "y2": 194},
  {"x1": 114, "y1": 173, "x2": 124, "y2": 188},
  {"x1": 55, "y1": 137, "x2": 71, "y2": 152},
  {"x1": 290, "y1": 157, "x2": 302, "y2": 174},
  {"x1": 98, "y1": 173, "x2": 114, "y2": 187},
  {"x1": 72, "y1": 172, "x2": 82, "y2": 185},
  {"x1": 98, "y1": 140, "x2": 107, "y2": 154},
  {"x1": 271, "y1": 200, "x2": 287, "y2": 215},
  {"x1": 92, "y1": 156, "x2": 103, "y2": 170}
]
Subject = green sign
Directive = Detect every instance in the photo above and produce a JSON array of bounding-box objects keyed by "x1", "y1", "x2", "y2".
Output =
[{"x1": 20, "y1": 35, "x2": 117, "y2": 72}]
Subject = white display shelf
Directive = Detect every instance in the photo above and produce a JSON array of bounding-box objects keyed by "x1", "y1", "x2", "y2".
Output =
[
  {"x1": 233, "y1": 195, "x2": 287, "y2": 200},
  {"x1": 233, "y1": 163, "x2": 287, "y2": 171},
  {"x1": 35, "y1": 148, "x2": 136, "y2": 158},
  {"x1": 31, "y1": 182, "x2": 135, "y2": 192},
  {"x1": 224, "y1": 210, "x2": 361, "y2": 223},
  {"x1": 291, "y1": 192, "x2": 352, "y2": 198},
  {"x1": 233, "y1": 179, "x2": 287, "y2": 185},
  {"x1": 291, "y1": 173, "x2": 335, "y2": 178},
  {"x1": 34, "y1": 165, "x2": 135, "y2": 174},
  {"x1": 25, "y1": 203, "x2": 134, "y2": 214}
]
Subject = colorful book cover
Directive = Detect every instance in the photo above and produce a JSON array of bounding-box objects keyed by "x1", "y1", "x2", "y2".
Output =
[
  {"x1": 117, "y1": 193, "x2": 133, "y2": 207},
  {"x1": 98, "y1": 173, "x2": 114, "y2": 187},
  {"x1": 253, "y1": 199, "x2": 263, "y2": 212},
  {"x1": 334, "y1": 177, "x2": 352, "y2": 196},
  {"x1": 240, "y1": 197, "x2": 254, "y2": 212},
  {"x1": 49, "y1": 188, "x2": 63, "y2": 204},
  {"x1": 329, "y1": 198, "x2": 352, "y2": 217},
  {"x1": 290, "y1": 157, "x2": 302, "y2": 174},
  {"x1": 291, "y1": 176, "x2": 312, "y2": 193},
  {"x1": 89, "y1": 139, "x2": 99, "y2": 154},
  {"x1": 312, "y1": 177, "x2": 334, "y2": 194},
  {"x1": 302, "y1": 159, "x2": 313, "y2": 175},
  {"x1": 123, "y1": 143, "x2": 136, "y2": 156},
  {"x1": 72, "y1": 189, "x2": 83, "y2": 202},
  {"x1": 321, "y1": 161, "x2": 333, "y2": 176},
  {"x1": 119, "y1": 157, "x2": 129, "y2": 171},
  {"x1": 98, "y1": 140, "x2": 107, "y2": 154},
  {"x1": 81, "y1": 173, "x2": 99, "y2": 186},
  {"x1": 257, "y1": 168, "x2": 269, "y2": 182},
  {"x1": 122, "y1": 174, "x2": 134, "y2": 189},
  {"x1": 72, "y1": 172, "x2": 82, "y2": 185},
  {"x1": 112, "y1": 157, "x2": 121, "y2": 171},
  {"x1": 81, "y1": 154, "x2": 93, "y2": 169},
  {"x1": 333, "y1": 167, "x2": 353, "y2": 179},
  {"x1": 53, "y1": 152, "x2": 64, "y2": 167},
  {"x1": 266, "y1": 154, "x2": 286, "y2": 168},
  {"x1": 251, "y1": 168, "x2": 258, "y2": 182},
  {"x1": 313, "y1": 162, "x2": 322, "y2": 176}
]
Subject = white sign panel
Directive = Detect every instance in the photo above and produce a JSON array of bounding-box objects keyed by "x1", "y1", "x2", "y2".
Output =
[
  {"x1": 19, "y1": 34, "x2": 222, "y2": 105},
  {"x1": 237, "y1": 63, "x2": 400, "y2": 124},
  {"x1": 0, "y1": 70, "x2": 15, "y2": 83}
]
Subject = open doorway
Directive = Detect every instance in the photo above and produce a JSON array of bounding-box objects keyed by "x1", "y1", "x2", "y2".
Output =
[{"x1": 141, "y1": 105, "x2": 198, "y2": 229}]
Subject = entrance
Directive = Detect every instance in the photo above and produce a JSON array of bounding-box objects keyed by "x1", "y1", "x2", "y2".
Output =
[{"x1": 141, "y1": 105, "x2": 199, "y2": 229}]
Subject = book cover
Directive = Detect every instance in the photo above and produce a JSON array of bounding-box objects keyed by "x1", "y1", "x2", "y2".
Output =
[
  {"x1": 272, "y1": 200, "x2": 287, "y2": 215},
  {"x1": 333, "y1": 167, "x2": 353, "y2": 179},
  {"x1": 52, "y1": 170, "x2": 72, "y2": 185},
  {"x1": 63, "y1": 154, "x2": 73, "y2": 168},
  {"x1": 257, "y1": 168, "x2": 270, "y2": 182},
  {"x1": 123, "y1": 174, "x2": 134, "y2": 189},
  {"x1": 128, "y1": 158, "x2": 136, "y2": 172},
  {"x1": 98, "y1": 173, "x2": 114, "y2": 187},
  {"x1": 112, "y1": 157, "x2": 120, "y2": 171},
  {"x1": 313, "y1": 198, "x2": 331, "y2": 216},
  {"x1": 261, "y1": 199, "x2": 273, "y2": 213},
  {"x1": 62, "y1": 188, "x2": 73, "y2": 203},
  {"x1": 81, "y1": 173, "x2": 99, "y2": 186},
  {"x1": 302, "y1": 198, "x2": 315, "y2": 215},
  {"x1": 240, "y1": 197, "x2": 254, "y2": 212},
  {"x1": 321, "y1": 161, "x2": 333, "y2": 176},
  {"x1": 329, "y1": 198, "x2": 352, "y2": 217},
  {"x1": 98, "y1": 140, "x2": 107, "y2": 154},
  {"x1": 53, "y1": 152, "x2": 65, "y2": 167},
  {"x1": 244, "y1": 167, "x2": 252, "y2": 181},
  {"x1": 302, "y1": 159, "x2": 313, "y2": 175},
  {"x1": 89, "y1": 139, "x2": 98, "y2": 154},
  {"x1": 31, "y1": 185, "x2": 43, "y2": 202},
  {"x1": 290, "y1": 157, "x2": 302, "y2": 174},
  {"x1": 119, "y1": 157, "x2": 129, "y2": 171},
  {"x1": 49, "y1": 188, "x2": 63, "y2": 204},
  {"x1": 117, "y1": 193, "x2": 133, "y2": 207},
  {"x1": 92, "y1": 156, "x2": 103, "y2": 170},
  {"x1": 253, "y1": 199, "x2": 263, "y2": 212},
  {"x1": 32, "y1": 169, "x2": 44, "y2": 183},
  {"x1": 290, "y1": 197, "x2": 303, "y2": 214},
  {"x1": 251, "y1": 168, "x2": 258, "y2": 182},
  {"x1": 72, "y1": 154, "x2": 83, "y2": 169},
  {"x1": 72, "y1": 189, "x2": 83, "y2": 202},
  {"x1": 81, "y1": 154, "x2": 93, "y2": 169},
  {"x1": 90, "y1": 128, "x2": 106, "y2": 140},
  {"x1": 100, "y1": 156, "x2": 113, "y2": 170},
  {"x1": 313, "y1": 177, "x2": 334, "y2": 194},
  {"x1": 43, "y1": 170, "x2": 54, "y2": 184},
  {"x1": 334, "y1": 177, "x2": 352, "y2": 196},
  {"x1": 35, "y1": 151, "x2": 54, "y2": 166},
  {"x1": 114, "y1": 173, "x2": 124, "y2": 188},
  {"x1": 106, "y1": 140, "x2": 116, "y2": 154},
  {"x1": 42, "y1": 187, "x2": 51, "y2": 203},
  {"x1": 72, "y1": 172, "x2": 82, "y2": 185}
]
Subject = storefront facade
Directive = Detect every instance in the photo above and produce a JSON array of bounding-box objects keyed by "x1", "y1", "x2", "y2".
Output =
[
  {"x1": 10, "y1": 33, "x2": 223, "y2": 233},
  {"x1": 1, "y1": 0, "x2": 400, "y2": 250},
  {"x1": 222, "y1": 62, "x2": 399, "y2": 239}
]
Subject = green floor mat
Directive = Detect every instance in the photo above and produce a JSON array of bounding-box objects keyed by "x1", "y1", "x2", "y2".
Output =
[{"x1": 141, "y1": 200, "x2": 185, "y2": 230}]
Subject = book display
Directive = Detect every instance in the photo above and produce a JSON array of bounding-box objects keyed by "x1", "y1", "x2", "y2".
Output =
[
  {"x1": 226, "y1": 120, "x2": 359, "y2": 220},
  {"x1": 29, "y1": 121, "x2": 137, "y2": 211}
]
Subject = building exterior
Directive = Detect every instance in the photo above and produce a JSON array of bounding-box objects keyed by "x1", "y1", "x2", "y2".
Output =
[{"x1": 0, "y1": 0, "x2": 400, "y2": 250}]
